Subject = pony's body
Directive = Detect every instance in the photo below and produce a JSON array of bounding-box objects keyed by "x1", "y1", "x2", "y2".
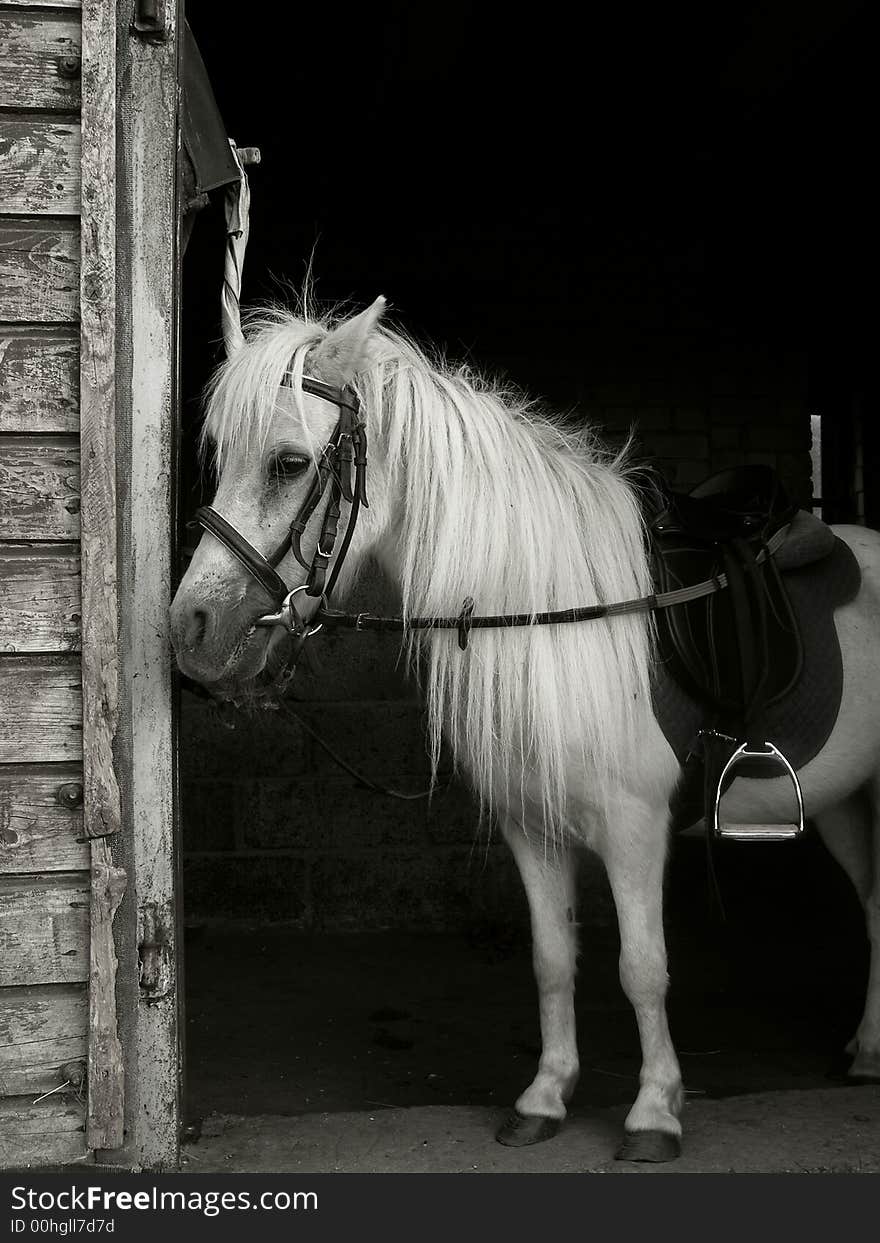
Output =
[{"x1": 171, "y1": 299, "x2": 880, "y2": 1160}]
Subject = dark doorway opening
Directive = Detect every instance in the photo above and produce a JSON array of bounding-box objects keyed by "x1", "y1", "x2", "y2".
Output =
[{"x1": 178, "y1": 0, "x2": 873, "y2": 1135}]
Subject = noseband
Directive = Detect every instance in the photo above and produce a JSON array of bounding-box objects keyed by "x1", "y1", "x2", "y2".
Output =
[{"x1": 194, "y1": 375, "x2": 368, "y2": 647}]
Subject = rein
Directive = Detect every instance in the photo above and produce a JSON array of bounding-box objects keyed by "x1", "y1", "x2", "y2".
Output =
[
  {"x1": 311, "y1": 537, "x2": 789, "y2": 649},
  {"x1": 196, "y1": 380, "x2": 790, "y2": 659}
]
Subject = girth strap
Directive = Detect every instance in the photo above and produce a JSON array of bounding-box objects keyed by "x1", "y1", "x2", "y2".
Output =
[{"x1": 719, "y1": 536, "x2": 775, "y2": 750}]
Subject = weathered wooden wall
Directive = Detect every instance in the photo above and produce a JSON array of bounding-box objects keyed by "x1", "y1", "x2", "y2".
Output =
[
  {"x1": 0, "y1": 0, "x2": 89, "y2": 1167},
  {"x1": 0, "y1": 0, "x2": 179, "y2": 1170}
]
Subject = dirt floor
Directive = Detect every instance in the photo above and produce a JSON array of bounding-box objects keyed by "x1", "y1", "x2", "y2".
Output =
[
  {"x1": 183, "y1": 1090, "x2": 880, "y2": 1173},
  {"x1": 182, "y1": 838, "x2": 880, "y2": 1171}
]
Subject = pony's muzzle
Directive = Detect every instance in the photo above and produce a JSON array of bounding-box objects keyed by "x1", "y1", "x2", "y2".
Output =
[{"x1": 170, "y1": 591, "x2": 217, "y2": 663}]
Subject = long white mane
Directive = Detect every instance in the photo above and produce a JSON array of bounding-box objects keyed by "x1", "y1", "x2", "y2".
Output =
[{"x1": 203, "y1": 304, "x2": 656, "y2": 837}]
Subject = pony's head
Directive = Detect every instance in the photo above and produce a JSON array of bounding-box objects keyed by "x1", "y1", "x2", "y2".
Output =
[
  {"x1": 170, "y1": 297, "x2": 390, "y2": 692},
  {"x1": 172, "y1": 291, "x2": 659, "y2": 830}
]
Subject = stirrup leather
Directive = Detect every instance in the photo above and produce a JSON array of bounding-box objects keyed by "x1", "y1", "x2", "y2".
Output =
[{"x1": 712, "y1": 741, "x2": 805, "y2": 842}]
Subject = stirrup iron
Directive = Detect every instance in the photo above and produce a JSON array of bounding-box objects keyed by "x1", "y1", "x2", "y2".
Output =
[{"x1": 713, "y1": 740, "x2": 805, "y2": 842}]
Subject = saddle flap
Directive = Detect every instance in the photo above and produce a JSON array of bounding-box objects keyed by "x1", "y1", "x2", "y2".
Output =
[{"x1": 650, "y1": 466, "x2": 803, "y2": 721}]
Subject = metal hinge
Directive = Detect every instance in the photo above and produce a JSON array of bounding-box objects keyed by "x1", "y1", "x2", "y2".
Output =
[
  {"x1": 131, "y1": 0, "x2": 169, "y2": 41},
  {"x1": 138, "y1": 902, "x2": 173, "y2": 1001}
]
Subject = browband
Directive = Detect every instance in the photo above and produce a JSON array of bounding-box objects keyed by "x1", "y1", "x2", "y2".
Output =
[{"x1": 295, "y1": 375, "x2": 362, "y2": 417}]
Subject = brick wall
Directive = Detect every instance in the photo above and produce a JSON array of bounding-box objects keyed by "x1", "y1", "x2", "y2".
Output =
[
  {"x1": 182, "y1": 690, "x2": 533, "y2": 932},
  {"x1": 181, "y1": 350, "x2": 813, "y2": 931},
  {"x1": 591, "y1": 344, "x2": 812, "y2": 506}
]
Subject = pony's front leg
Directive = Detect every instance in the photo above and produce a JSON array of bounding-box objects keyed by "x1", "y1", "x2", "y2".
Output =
[
  {"x1": 596, "y1": 792, "x2": 684, "y2": 1162},
  {"x1": 496, "y1": 814, "x2": 579, "y2": 1147}
]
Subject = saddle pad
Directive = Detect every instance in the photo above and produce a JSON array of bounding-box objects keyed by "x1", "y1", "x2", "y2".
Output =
[
  {"x1": 774, "y1": 508, "x2": 836, "y2": 570},
  {"x1": 653, "y1": 534, "x2": 861, "y2": 818}
]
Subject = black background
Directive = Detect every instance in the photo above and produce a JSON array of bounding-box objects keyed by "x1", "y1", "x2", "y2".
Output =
[{"x1": 181, "y1": 0, "x2": 873, "y2": 515}]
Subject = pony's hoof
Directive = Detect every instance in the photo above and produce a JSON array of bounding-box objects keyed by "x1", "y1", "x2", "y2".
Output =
[
  {"x1": 496, "y1": 1112, "x2": 562, "y2": 1147},
  {"x1": 848, "y1": 1047, "x2": 880, "y2": 1083},
  {"x1": 848, "y1": 1068, "x2": 880, "y2": 1085},
  {"x1": 615, "y1": 1130, "x2": 681, "y2": 1163}
]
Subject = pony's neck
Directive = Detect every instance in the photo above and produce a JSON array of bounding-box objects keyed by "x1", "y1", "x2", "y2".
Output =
[
  {"x1": 361, "y1": 351, "x2": 648, "y2": 624},
  {"x1": 356, "y1": 348, "x2": 656, "y2": 835}
]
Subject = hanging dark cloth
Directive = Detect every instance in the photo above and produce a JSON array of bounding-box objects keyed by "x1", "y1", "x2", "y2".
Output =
[
  {"x1": 179, "y1": 20, "x2": 242, "y2": 252},
  {"x1": 180, "y1": 19, "x2": 241, "y2": 197}
]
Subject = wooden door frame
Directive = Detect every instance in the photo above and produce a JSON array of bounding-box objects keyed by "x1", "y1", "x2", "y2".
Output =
[{"x1": 111, "y1": 0, "x2": 182, "y2": 1170}]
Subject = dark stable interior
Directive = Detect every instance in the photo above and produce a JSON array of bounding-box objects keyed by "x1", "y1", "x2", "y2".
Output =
[
  {"x1": 179, "y1": 1, "x2": 874, "y2": 1128},
  {"x1": 180, "y1": 0, "x2": 873, "y2": 524}
]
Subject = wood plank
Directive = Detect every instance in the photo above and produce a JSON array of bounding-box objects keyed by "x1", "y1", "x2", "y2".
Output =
[
  {"x1": 0, "y1": 435, "x2": 80, "y2": 540},
  {"x1": 80, "y1": 0, "x2": 118, "y2": 844},
  {"x1": 0, "y1": 12, "x2": 81, "y2": 111},
  {"x1": 0, "y1": 763, "x2": 87, "y2": 874},
  {"x1": 3, "y1": 4, "x2": 81, "y2": 10},
  {"x1": 87, "y1": 839, "x2": 126, "y2": 1148},
  {"x1": 0, "y1": 546, "x2": 81, "y2": 652},
  {"x1": 0, "y1": 327, "x2": 78, "y2": 433},
  {"x1": 0, "y1": 983, "x2": 86, "y2": 1096},
  {"x1": 0, "y1": 116, "x2": 80, "y2": 215},
  {"x1": 0, "y1": 872, "x2": 89, "y2": 986},
  {"x1": 0, "y1": 221, "x2": 79, "y2": 323},
  {"x1": 81, "y1": 0, "x2": 124, "y2": 1152},
  {"x1": 0, "y1": 654, "x2": 82, "y2": 763},
  {"x1": 0, "y1": 1096, "x2": 87, "y2": 1168}
]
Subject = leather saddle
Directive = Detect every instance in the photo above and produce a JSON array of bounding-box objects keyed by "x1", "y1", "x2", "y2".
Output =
[
  {"x1": 648, "y1": 464, "x2": 835, "y2": 841},
  {"x1": 649, "y1": 465, "x2": 802, "y2": 729}
]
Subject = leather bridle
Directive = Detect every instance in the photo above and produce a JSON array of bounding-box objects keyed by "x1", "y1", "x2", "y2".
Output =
[{"x1": 194, "y1": 375, "x2": 369, "y2": 649}]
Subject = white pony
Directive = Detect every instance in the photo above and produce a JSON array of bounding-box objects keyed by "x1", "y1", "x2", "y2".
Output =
[{"x1": 171, "y1": 297, "x2": 880, "y2": 1161}]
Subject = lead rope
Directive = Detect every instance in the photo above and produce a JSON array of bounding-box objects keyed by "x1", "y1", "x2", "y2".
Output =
[{"x1": 276, "y1": 704, "x2": 446, "y2": 801}]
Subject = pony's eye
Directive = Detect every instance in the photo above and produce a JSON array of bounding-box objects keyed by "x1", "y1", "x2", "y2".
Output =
[{"x1": 271, "y1": 453, "x2": 310, "y2": 481}]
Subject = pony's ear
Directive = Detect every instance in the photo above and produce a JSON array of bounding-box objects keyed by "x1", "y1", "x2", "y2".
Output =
[{"x1": 311, "y1": 296, "x2": 386, "y2": 384}]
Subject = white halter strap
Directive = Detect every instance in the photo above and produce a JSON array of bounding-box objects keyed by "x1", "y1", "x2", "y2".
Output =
[{"x1": 220, "y1": 140, "x2": 260, "y2": 357}]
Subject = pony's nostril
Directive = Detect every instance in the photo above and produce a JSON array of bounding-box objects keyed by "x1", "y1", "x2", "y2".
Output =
[{"x1": 184, "y1": 608, "x2": 208, "y2": 650}]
